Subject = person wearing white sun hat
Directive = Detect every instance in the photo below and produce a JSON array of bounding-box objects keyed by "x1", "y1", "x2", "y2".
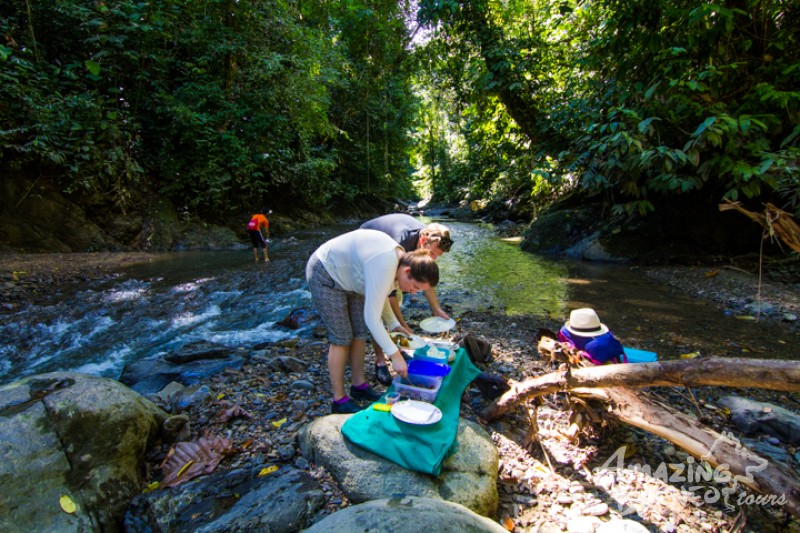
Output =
[{"x1": 558, "y1": 308, "x2": 625, "y2": 364}]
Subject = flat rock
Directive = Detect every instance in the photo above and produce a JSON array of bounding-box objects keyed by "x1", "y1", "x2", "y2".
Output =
[
  {"x1": 298, "y1": 414, "x2": 499, "y2": 517},
  {"x1": 302, "y1": 496, "x2": 507, "y2": 532}
]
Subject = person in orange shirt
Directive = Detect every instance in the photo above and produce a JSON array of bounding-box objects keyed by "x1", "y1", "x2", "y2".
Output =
[{"x1": 247, "y1": 208, "x2": 271, "y2": 262}]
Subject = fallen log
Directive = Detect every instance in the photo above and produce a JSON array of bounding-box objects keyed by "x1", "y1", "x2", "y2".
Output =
[
  {"x1": 481, "y1": 357, "x2": 800, "y2": 420},
  {"x1": 576, "y1": 387, "x2": 800, "y2": 517},
  {"x1": 479, "y1": 357, "x2": 800, "y2": 517}
]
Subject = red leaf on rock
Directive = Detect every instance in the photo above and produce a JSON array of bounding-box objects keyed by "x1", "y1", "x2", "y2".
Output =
[{"x1": 160, "y1": 433, "x2": 233, "y2": 487}]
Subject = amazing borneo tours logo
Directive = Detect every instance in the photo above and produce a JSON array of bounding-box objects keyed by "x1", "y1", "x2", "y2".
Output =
[{"x1": 593, "y1": 430, "x2": 787, "y2": 514}]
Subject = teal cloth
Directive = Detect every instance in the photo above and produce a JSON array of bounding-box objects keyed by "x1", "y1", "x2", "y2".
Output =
[{"x1": 341, "y1": 348, "x2": 480, "y2": 476}]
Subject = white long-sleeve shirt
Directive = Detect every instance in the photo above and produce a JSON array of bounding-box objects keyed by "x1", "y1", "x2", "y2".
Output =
[{"x1": 313, "y1": 229, "x2": 403, "y2": 354}]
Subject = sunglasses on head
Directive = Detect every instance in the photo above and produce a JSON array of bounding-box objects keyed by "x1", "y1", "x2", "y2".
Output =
[{"x1": 434, "y1": 235, "x2": 453, "y2": 252}]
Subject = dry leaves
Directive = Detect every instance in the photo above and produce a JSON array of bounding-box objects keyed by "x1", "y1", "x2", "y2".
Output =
[
  {"x1": 160, "y1": 433, "x2": 233, "y2": 487},
  {"x1": 218, "y1": 403, "x2": 254, "y2": 423}
]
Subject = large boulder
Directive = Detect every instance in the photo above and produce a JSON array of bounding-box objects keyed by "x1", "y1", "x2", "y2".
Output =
[
  {"x1": 298, "y1": 414, "x2": 499, "y2": 517},
  {"x1": 302, "y1": 496, "x2": 507, "y2": 532},
  {"x1": 0, "y1": 372, "x2": 167, "y2": 532},
  {"x1": 125, "y1": 465, "x2": 326, "y2": 532}
]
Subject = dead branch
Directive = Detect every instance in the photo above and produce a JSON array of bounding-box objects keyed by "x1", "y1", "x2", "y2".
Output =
[
  {"x1": 576, "y1": 387, "x2": 800, "y2": 517},
  {"x1": 481, "y1": 358, "x2": 800, "y2": 420},
  {"x1": 720, "y1": 200, "x2": 800, "y2": 253},
  {"x1": 479, "y1": 358, "x2": 800, "y2": 517}
]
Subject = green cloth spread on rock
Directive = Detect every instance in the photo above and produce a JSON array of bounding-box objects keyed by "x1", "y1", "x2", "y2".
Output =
[{"x1": 341, "y1": 348, "x2": 480, "y2": 476}]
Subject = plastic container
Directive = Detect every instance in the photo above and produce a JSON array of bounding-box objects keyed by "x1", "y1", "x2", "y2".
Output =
[
  {"x1": 392, "y1": 360, "x2": 450, "y2": 402},
  {"x1": 408, "y1": 359, "x2": 451, "y2": 377},
  {"x1": 385, "y1": 392, "x2": 401, "y2": 405},
  {"x1": 623, "y1": 347, "x2": 658, "y2": 363},
  {"x1": 413, "y1": 345, "x2": 450, "y2": 364},
  {"x1": 429, "y1": 340, "x2": 457, "y2": 362},
  {"x1": 392, "y1": 374, "x2": 442, "y2": 403}
]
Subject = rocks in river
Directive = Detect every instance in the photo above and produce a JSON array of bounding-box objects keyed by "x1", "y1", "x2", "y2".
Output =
[
  {"x1": 119, "y1": 341, "x2": 248, "y2": 395},
  {"x1": 276, "y1": 308, "x2": 319, "y2": 329},
  {"x1": 0, "y1": 371, "x2": 166, "y2": 533}
]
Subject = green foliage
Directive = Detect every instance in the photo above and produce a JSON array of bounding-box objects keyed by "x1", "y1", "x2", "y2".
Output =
[
  {"x1": 303, "y1": 0, "x2": 420, "y2": 204},
  {"x1": 4, "y1": 0, "x2": 797, "y2": 226},
  {"x1": 416, "y1": 0, "x2": 800, "y2": 217},
  {"x1": 1, "y1": 0, "x2": 417, "y2": 218},
  {"x1": 0, "y1": 1, "x2": 143, "y2": 208}
]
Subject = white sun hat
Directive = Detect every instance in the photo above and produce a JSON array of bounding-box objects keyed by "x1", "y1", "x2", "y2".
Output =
[{"x1": 564, "y1": 308, "x2": 609, "y2": 337}]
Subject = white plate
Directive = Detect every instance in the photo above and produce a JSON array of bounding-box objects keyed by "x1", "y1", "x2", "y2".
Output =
[
  {"x1": 419, "y1": 317, "x2": 456, "y2": 333},
  {"x1": 405, "y1": 334, "x2": 426, "y2": 350},
  {"x1": 391, "y1": 333, "x2": 426, "y2": 350},
  {"x1": 391, "y1": 400, "x2": 443, "y2": 425}
]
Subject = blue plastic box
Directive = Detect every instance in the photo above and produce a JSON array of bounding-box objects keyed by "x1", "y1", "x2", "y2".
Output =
[
  {"x1": 408, "y1": 359, "x2": 451, "y2": 376},
  {"x1": 623, "y1": 347, "x2": 658, "y2": 363}
]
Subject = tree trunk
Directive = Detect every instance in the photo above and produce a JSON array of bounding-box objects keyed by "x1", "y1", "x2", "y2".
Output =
[
  {"x1": 482, "y1": 358, "x2": 800, "y2": 420},
  {"x1": 577, "y1": 387, "x2": 800, "y2": 517},
  {"x1": 479, "y1": 358, "x2": 800, "y2": 517}
]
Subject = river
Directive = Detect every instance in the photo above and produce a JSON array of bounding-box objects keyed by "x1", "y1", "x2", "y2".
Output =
[{"x1": 0, "y1": 219, "x2": 796, "y2": 385}]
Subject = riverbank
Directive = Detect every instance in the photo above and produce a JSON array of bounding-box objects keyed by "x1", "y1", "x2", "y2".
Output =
[
  {"x1": 0, "y1": 251, "x2": 157, "y2": 308},
  {"x1": 2, "y1": 250, "x2": 800, "y2": 531}
]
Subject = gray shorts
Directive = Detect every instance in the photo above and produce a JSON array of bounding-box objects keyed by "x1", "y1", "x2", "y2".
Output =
[{"x1": 306, "y1": 254, "x2": 367, "y2": 345}]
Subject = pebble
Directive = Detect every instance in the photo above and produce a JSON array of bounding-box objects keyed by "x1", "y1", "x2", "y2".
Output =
[
  {"x1": 582, "y1": 502, "x2": 609, "y2": 516},
  {"x1": 557, "y1": 494, "x2": 574, "y2": 505},
  {"x1": 597, "y1": 520, "x2": 651, "y2": 533},
  {"x1": 278, "y1": 444, "x2": 295, "y2": 461},
  {"x1": 594, "y1": 473, "x2": 616, "y2": 492},
  {"x1": 569, "y1": 482, "x2": 586, "y2": 494},
  {"x1": 290, "y1": 379, "x2": 314, "y2": 391},
  {"x1": 567, "y1": 516, "x2": 601, "y2": 533},
  {"x1": 512, "y1": 494, "x2": 537, "y2": 505}
]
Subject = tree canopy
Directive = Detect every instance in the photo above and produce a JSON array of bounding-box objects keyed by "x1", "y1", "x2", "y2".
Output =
[
  {"x1": 414, "y1": 0, "x2": 800, "y2": 217},
  {"x1": 1, "y1": 0, "x2": 418, "y2": 219},
  {"x1": 2, "y1": 0, "x2": 798, "y2": 224}
]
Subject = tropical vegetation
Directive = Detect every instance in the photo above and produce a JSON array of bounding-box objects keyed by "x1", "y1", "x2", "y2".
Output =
[{"x1": 2, "y1": 0, "x2": 798, "y2": 226}]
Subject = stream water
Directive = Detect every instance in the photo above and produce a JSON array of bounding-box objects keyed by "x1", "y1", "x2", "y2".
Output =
[{"x1": 1, "y1": 219, "x2": 796, "y2": 386}]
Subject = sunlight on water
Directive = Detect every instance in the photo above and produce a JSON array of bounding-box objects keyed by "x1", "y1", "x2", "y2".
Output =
[
  {"x1": 102, "y1": 279, "x2": 152, "y2": 303},
  {"x1": 206, "y1": 323, "x2": 295, "y2": 346},
  {"x1": 174, "y1": 279, "x2": 212, "y2": 292},
  {"x1": 430, "y1": 221, "x2": 569, "y2": 317}
]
